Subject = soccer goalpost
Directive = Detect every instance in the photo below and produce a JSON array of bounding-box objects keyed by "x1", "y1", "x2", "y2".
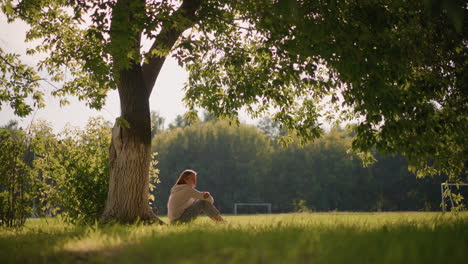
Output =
[
  {"x1": 441, "y1": 183, "x2": 468, "y2": 212},
  {"x1": 233, "y1": 203, "x2": 272, "y2": 215}
]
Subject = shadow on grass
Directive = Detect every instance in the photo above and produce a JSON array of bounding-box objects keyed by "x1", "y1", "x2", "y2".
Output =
[
  {"x1": 0, "y1": 225, "x2": 84, "y2": 263},
  {"x1": 1, "y1": 220, "x2": 144, "y2": 264}
]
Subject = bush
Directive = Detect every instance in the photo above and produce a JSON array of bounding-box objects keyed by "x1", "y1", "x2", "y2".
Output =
[
  {"x1": 1, "y1": 117, "x2": 161, "y2": 225},
  {"x1": 32, "y1": 118, "x2": 112, "y2": 224},
  {"x1": 293, "y1": 199, "x2": 312, "y2": 213},
  {"x1": 0, "y1": 129, "x2": 32, "y2": 227}
]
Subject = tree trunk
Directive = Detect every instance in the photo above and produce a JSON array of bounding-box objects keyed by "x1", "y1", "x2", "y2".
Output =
[
  {"x1": 101, "y1": 64, "x2": 164, "y2": 224},
  {"x1": 100, "y1": 0, "x2": 201, "y2": 224}
]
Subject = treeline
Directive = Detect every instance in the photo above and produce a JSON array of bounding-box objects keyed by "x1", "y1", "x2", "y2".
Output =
[
  {"x1": 152, "y1": 117, "x2": 462, "y2": 214},
  {"x1": 1, "y1": 115, "x2": 464, "y2": 227}
]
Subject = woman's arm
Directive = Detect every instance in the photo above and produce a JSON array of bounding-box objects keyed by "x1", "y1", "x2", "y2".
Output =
[
  {"x1": 187, "y1": 188, "x2": 205, "y2": 199},
  {"x1": 202, "y1": 192, "x2": 214, "y2": 204},
  {"x1": 188, "y1": 188, "x2": 214, "y2": 203}
]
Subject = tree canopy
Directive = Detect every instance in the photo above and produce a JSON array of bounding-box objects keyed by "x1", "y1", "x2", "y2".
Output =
[{"x1": 0, "y1": 0, "x2": 466, "y2": 185}]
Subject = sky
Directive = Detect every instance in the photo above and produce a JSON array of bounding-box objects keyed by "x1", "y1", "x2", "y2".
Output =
[{"x1": 0, "y1": 14, "x2": 256, "y2": 132}]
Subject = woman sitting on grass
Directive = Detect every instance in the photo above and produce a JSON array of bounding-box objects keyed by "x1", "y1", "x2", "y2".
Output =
[{"x1": 167, "y1": 169, "x2": 225, "y2": 223}]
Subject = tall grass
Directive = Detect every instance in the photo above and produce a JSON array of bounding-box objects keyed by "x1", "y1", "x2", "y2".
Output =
[{"x1": 1, "y1": 212, "x2": 467, "y2": 263}]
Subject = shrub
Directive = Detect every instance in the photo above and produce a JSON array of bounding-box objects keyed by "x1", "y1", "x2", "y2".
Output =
[
  {"x1": 32, "y1": 118, "x2": 112, "y2": 224},
  {"x1": 293, "y1": 199, "x2": 312, "y2": 213},
  {"x1": 0, "y1": 129, "x2": 32, "y2": 227}
]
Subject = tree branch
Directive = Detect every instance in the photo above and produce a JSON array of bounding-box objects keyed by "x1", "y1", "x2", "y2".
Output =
[
  {"x1": 0, "y1": 53, "x2": 61, "y2": 91},
  {"x1": 142, "y1": 0, "x2": 202, "y2": 96}
]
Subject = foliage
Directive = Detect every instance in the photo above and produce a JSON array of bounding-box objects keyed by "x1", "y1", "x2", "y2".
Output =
[
  {"x1": 442, "y1": 183, "x2": 467, "y2": 212},
  {"x1": 201, "y1": 110, "x2": 219, "y2": 123},
  {"x1": 31, "y1": 117, "x2": 112, "y2": 224},
  {"x1": 1, "y1": 0, "x2": 115, "y2": 112},
  {"x1": 257, "y1": 116, "x2": 288, "y2": 141},
  {"x1": 0, "y1": 47, "x2": 44, "y2": 117},
  {"x1": 167, "y1": 114, "x2": 190, "y2": 130},
  {"x1": 1, "y1": 213, "x2": 468, "y2": 263},
  {"x1": 148, "y1": 153, "x2": 160, "y2": 210},
  {"x1": 292, "y1": 199, "x2": 312, "y2": 213},
  {"x1": 0, "y1": 127, "x2": 32, "y2": 227}
]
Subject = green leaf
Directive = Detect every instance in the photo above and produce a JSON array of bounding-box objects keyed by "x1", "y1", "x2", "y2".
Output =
[{"x1": 116, "y1": 117, "x2": 131, "y2": 129}]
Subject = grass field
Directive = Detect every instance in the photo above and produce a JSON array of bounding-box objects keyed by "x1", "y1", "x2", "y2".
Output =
[{"x1": 1, "y1": 212, "x2": 467, "y2": 263}]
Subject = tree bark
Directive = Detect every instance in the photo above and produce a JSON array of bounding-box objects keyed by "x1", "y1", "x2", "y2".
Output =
[{"x1": 101, "y1": 64, "x2": 163, "y2": 224}]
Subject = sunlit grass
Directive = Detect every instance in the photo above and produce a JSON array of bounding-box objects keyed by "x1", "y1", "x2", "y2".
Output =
[{"x1": 1, "y1": 212, "x2": 467, "y2": 263}]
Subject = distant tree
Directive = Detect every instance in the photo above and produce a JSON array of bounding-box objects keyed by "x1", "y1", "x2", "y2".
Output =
[
  {"x1": 168, "y1": 115, "x2": 186, "y2": 129},
  {"x1": 1, "y1": 120, "x2": 20, "y2": 131},
  {"x1": 202, "y1": 110, "x2": 218, "y2": 122},
  {"x1": 150, "y1": 111, "x2": 165, "y2": 138},
  {"x1": 168, "y1": 115, "x2": 188, "y2": 130},
  {"x1": 257, "y1": 116, "x2": 287, "y2": 140}
]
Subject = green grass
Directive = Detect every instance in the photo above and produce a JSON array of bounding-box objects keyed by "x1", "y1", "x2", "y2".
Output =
[{"x1": 1, "y1": 212, "x2": 467, "y2": 263}]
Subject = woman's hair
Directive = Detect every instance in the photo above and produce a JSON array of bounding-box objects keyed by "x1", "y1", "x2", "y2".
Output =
[{"x1": 175, "y1": 169, "x2": 197, "y2": 185}]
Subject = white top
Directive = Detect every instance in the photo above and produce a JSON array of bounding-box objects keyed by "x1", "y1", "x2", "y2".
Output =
[{"x1": 167, "y1": 184, "x2": 214, "y2": 221}]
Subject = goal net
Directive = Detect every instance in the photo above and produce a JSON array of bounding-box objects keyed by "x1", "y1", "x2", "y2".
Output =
[
  {"x1": 234, "y1": 203, "x2": 272, "y2": 215},
  {"x1": 441, "y1": 183, "x2": 468, "y2": 212}
]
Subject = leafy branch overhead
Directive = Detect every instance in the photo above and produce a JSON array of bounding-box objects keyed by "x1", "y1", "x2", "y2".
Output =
[{"x1": 0, "y1": 48, "x2": 43, "y2": 116}]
